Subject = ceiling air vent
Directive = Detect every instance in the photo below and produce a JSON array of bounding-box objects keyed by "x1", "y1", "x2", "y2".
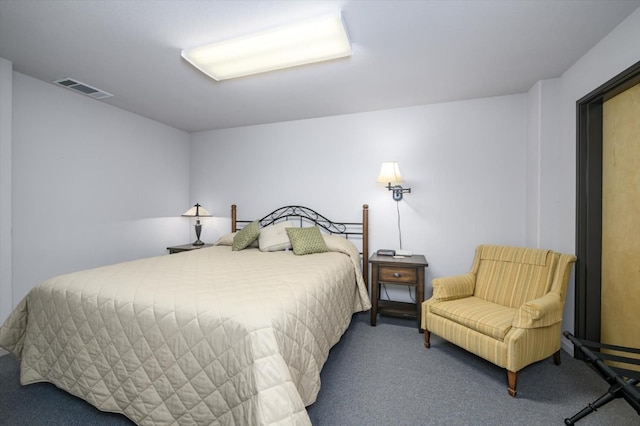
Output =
[{"x1": 52, "y1": 78, "x2": 113, "y2": 100}]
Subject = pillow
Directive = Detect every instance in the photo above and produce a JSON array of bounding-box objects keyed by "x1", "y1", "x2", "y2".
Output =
[
  {"x1": 286, "y1": 226, "x2": 330, "y2": 255},
  {"x1": 259, "y1": 221, "x2": 294, "y2": 252},
  {"x1": 215, "y1": 232, "x2": 259, "y2": 247},
  {"x1": 215, "y1": 232, "x2": 235, "y2": 246},
  {"x1": 232, "y1": 220, "x2": 260, "y2": 251}
]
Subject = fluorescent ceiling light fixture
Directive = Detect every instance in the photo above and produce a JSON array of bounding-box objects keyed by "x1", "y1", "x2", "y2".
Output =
[{"x1": 181, "y1": 13, "x2": 352, "y2": 81}]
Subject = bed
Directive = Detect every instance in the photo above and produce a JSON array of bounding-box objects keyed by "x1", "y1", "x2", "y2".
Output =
[{"x1": 0, "y1": 204, "x2": 371, "y2": 425}]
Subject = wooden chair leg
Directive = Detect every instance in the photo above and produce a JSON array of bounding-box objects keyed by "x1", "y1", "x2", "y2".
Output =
[
  {"x1": 507, "y1": 370, "x2": 518, "y2": 397},
  {"x1": 424, "y1": 330, "x2": 431, "y2": 348},
  {"x1": 553, "y1": 350, "x2": 561, "y2": 365}
]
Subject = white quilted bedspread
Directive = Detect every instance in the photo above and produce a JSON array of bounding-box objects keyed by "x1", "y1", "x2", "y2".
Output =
[{"x1": 0, "y1": 236, "x2": 370, "y2": 425}]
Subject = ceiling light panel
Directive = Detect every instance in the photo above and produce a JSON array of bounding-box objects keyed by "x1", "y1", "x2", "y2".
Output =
[{"x1": 182, "y1": 13, "x2": 352, "y2": 81}]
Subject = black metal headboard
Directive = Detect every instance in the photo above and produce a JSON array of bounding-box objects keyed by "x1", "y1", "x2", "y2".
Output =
[{"x1": 231, "y1": 204, "x2": 369, "y2": 289}]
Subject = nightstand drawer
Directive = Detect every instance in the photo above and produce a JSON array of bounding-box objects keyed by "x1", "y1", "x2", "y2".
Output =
[{"x1": 379, "y1": 266, "x2": 417, "y2": 284}]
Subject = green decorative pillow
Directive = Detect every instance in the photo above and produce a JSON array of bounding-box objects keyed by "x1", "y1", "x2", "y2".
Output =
[
  {"x1": 286, "y1": 226, "x2": 330, "y2": 255},
  {"x1": 232, "y1": 220, "x2": 260, "y2": 251}
]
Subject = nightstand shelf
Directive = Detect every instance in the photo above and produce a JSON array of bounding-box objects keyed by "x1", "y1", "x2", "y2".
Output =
[
  {"x1": 369, "y1": 253, "x2": 428, "y2": 330},
  {"x1": 377, "y1": 300, "x2": 419, "y2": 319}
]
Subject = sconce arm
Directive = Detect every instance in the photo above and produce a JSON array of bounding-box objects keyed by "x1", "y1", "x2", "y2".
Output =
[{"x1": 386, "y1": 183, "x2": 411, "y2": 201}]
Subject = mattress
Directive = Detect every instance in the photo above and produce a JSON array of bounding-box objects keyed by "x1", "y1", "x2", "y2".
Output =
[{"x1": 0, "y1": 235, "x2": 370, "y2": 425}]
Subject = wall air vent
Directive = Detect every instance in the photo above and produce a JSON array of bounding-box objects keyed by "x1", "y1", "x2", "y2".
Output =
[{"x1": 52, "y1": 78, "x2": 113, "y2": 99}]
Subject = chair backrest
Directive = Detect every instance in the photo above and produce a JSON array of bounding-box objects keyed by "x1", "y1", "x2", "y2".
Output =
[{"x1": 472, "y1": 245, "x2": 559, "y2": 308}]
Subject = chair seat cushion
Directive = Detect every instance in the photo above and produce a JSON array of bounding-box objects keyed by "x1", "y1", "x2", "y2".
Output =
[{"x1": 430, "y1": 296, "x2": 517, "y2": 341}]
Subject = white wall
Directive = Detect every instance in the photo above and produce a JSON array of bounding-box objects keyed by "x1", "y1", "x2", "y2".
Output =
[
  {"x1": 190, "y1": 94, "x2": 528, "y2": 299},
  {"x1": 7, "y1": 72, "x2": 191, "y2": 314},
  {"x1": 526, "y1": 78, "x2": 561, "y2": 248},
  {"x1": 0, "y1": 58, "x2": 12, "y2": 325}
]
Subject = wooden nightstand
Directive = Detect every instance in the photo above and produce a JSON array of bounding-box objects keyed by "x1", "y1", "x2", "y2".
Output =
[
  {"x1": 369, "y1": 253, "x2": 428, "y2": 330},
  {"x1": 167, "y1": 243, "x2": 214, "y2": 254}
]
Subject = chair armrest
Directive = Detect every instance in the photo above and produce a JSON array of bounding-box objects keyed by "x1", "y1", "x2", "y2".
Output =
[
  {"x1": 431, "y1": 273, "x2": 476, "y2": 301},
  {"x1": 512, "y1": 292, "x2": 564, "y2": 328}
]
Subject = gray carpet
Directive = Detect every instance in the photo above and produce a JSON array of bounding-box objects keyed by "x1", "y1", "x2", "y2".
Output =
[{"x1": 1, "y1": 312, "x2": 637, "y2": 425}]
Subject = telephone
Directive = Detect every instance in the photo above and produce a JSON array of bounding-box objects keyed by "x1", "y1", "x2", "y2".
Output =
[{"x1": 376, "y1": 249, "x2": 395, "y2": 256}]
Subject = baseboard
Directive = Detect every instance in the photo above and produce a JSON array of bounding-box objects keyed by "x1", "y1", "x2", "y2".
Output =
[{"x1": 561, "y1": 338, "x2": 574, "y2": 357}]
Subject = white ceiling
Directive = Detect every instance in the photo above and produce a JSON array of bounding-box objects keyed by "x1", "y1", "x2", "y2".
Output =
[{"x1": 1, "y1": 0, "x2": 639, "y2": 133}]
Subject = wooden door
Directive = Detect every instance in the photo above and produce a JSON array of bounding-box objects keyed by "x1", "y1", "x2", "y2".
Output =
[{"x1": 601, "y1": 82, "x2": 640, "y2": 366}]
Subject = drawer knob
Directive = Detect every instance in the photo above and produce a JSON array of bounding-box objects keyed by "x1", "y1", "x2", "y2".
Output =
[{"x1": 393, "y1": 272, "x2": 401, "y2": 278}]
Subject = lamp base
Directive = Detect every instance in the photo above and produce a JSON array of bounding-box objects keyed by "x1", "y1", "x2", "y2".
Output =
[{"x1": 192, "y1": 221, "x2": 205, "y2": 246}]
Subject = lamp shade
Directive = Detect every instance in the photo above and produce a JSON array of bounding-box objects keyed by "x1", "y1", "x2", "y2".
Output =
[
  {"x1": 182, "y1": 203, "x2": 212, "y2": 217},
  {"x1": 376, "y1": 162, "x2": 404, "y2": 184}
]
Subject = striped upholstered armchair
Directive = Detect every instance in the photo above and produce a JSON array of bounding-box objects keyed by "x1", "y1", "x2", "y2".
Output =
[{"x1": 421, "y1": 245, "x2": 577, "y2": 397}]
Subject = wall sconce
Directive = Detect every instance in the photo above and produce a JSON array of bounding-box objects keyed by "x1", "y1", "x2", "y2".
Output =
[
  {"x1": 377, "y1": 162, "x2": 411, "y2": 201},
  {"x1": 182, "y1": 203, "x2": 212, "y2": 246}
]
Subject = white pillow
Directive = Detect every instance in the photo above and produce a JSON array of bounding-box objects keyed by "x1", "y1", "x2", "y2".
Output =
[
  {"x1": 215, "y1": 232, "x2": 259, "y2": 248},
  {"x1": 259, "y1": 221, "x2": 294, "y2": 252},
  {"x1": 215, "y1": 232, "x2": 235, "y2": 246}
]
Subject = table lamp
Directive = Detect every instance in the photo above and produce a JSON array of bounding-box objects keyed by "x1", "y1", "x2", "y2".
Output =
[{"x1": 182, "y1": 203, "x2": 212, "y2": 246}]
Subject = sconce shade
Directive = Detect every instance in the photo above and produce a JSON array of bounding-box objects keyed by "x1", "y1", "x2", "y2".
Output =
[
  {"x1": 182, "y1": 204, "x2": 212, "y2": 217},
  {"x1": 377, "y1": 161, "x2": 404, "y2": 184},
  {"x1": 377, "y1": 162, "x2": 411, "y2": 201}
]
